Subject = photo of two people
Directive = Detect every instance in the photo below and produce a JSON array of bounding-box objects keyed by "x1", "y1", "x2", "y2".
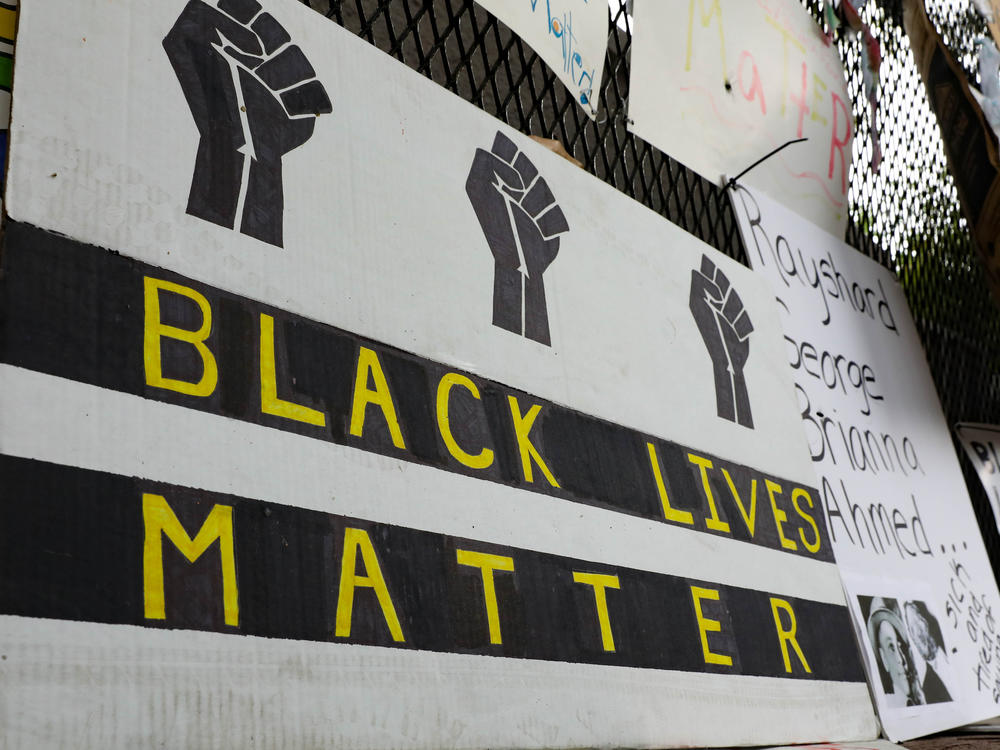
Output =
[{"x1": 859, "y1": 595, "x2": 953, "y2": 709}]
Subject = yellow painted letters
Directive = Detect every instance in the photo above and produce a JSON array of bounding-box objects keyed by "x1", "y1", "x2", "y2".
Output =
[
  {"x1": 349, "y1": 347, "x2": 406, "y2": 449},
  {"x1": 456, "y1": 549, "x2": 515, "y2": 645},
  {"x1": 811, "y1": 74, "x2": 829, "y2": 124},
  {"x1": 646, "y1": 442, "x2": 694, "y2": 525},
  {"x1": 142, "y1": 493, "x2": 238, "y2": 627},
  {"x1": 690, "y1": 585, "x2": 732, "y2": 666},
  {"x1": 259, "y1": 313, "x2": 327, "y2": 426},
  {"x1": 335, "y1": 527, "x2": 405, "y2": 642},
  {"x1": 792, "y1": 487, "x2": 822, "y2": 554},
  {"x1": 436, "y1": 373, "x2": 494, "y2": 469},
  {"x1": 766, "y1": 479, "x2": 798, "y2": 551},
  {"x1": 143, "y1": 276, "x2": 218, "y2": 397},
  {"x1": 687, "y1": 453, "x2": 731, "y2": 533},
  {"x1": 723, "y1": 469, "x2": 757, "y2": 537},
  {"x1": 572, "y1": 571, "x2": 621, "y2": 652},
  {"x1": 770, "y1": 597, "x2": 812, "y2": 674},
  {"x1": 507, "y1": 395, "x2": 559, "y2": 487}
]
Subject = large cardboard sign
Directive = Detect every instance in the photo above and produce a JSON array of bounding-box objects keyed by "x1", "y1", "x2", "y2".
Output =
[
  {"x1": 731, "y1": 184, "x2": 1000, "y2": 741},
  {"x1": 1, "y1": 0, "x2": 876, "y2": 746},
  {"x1": 956, "y1": 423, "x2": 1000, "y2": 535},
  {"x1": 628, "y1": 0, "x2": 853, "y2": 237},
  {"x1": 474, "y1": 0, "x2": 606, "y2": 119}
]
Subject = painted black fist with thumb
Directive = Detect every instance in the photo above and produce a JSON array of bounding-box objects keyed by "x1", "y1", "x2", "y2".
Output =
[
  {"x1": 690, "y1": 255, "x2": 754, "y2": 428},
  {"x1": 466, "y1": 132, "x2": 569, "y2": 346},
  {"x1": 164, "y1": 0, "x2": 332, "y2": 246}
]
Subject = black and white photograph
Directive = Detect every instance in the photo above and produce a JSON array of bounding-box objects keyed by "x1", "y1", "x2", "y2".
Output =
[{"x1": 859, "y1": 595, "x2": 953, "y2": 709}]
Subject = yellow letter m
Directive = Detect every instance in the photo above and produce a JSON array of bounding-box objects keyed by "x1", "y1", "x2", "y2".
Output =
[{"x1": 142, "y1": 493, "x2": 239, "y2": 627}]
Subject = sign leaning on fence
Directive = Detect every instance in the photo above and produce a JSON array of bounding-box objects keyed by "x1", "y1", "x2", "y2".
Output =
[
  {"x1": 731, "y1": 184, "x2": 1000, "y2": 741},
  {"x1": 0, "y1": 0, "x2": 879, "y2": 747},
  {"x1": 956, "y1": 423, "x2": 1000, "y2": 535},
  {"x1": 628, "y1": 0, "x2": 853, "y2": 237}
]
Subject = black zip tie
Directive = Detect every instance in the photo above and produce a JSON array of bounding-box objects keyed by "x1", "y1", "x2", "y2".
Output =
[{"x1": 725, "y1": 137, "x2": 808, "y2": 190}]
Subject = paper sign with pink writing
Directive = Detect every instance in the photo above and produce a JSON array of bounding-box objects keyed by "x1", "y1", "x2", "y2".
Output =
[{"x1": 628, "y1": 0, "x2": 852, "y2": 237}]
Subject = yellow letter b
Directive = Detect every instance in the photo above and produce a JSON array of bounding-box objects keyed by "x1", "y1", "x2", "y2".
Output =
[{"x1": 143, "y1": 276, "x2": 218, "y2": 397}]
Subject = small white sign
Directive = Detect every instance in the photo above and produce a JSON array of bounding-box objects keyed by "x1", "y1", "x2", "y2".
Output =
[{"x1": 475, "y1": 0, "x2": 607, "y2": 119}]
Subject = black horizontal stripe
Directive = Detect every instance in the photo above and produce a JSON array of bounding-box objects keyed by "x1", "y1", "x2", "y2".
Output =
[
  {"x1": 0, "y1": 454, "x2": 863, "y2": 681},
  {"x1": 0, "y1": 220, "x2": 833, "y2": 561}
]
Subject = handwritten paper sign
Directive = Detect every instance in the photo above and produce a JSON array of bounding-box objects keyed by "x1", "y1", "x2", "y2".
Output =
[
  {"x1": 475, "y1": 0, "x2": 607, "y2": 119},
  {"x1": 957, "y1": 423, "x2": 1000, "y2": 535},
  {"x1": 629, "y1": 0, "x2": 853, "y2": 237},
  {"x1": 732, "y1": 184, "x2": 1000, "y2": 741}
]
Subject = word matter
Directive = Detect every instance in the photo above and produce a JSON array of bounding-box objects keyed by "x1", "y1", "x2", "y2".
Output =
[{"x1": 0, "y1": 454, "x2": 864, "y2": 682}]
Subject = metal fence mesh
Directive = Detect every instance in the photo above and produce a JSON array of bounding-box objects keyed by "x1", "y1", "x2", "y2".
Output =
[{"x1": 302, "y1": 0, "x2": 1000, "y2": 568}]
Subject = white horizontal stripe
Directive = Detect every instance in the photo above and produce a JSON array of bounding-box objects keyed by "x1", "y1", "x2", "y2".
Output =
[
  {"x1": 0, "y1": 364, "x2": 847, "y2": 604},
  {"x1": 0, "y1": 615, "x2": 877, "y2": 750}
]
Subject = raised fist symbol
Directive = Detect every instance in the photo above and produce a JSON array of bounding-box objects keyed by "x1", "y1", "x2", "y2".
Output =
[
  {"x1": 690, "y1": 255, "x2": 754, "y2": 428},
  {"x1": 163, "y1": 0, "x2": 332, "y2": 247},
  {"x1": 466, "y1": 131, "x2": 570, "y2": 346}
]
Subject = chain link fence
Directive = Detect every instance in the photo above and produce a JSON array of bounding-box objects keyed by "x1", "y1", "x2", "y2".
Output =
[{"x1": 300, "y1": 0, "x2": 1000, "y2": 569}]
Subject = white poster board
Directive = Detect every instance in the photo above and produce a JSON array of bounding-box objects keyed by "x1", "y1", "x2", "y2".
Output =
[
  {"x1": 629, "y1": 0, "x2": 853, "y2": 237},
  {"x1": 957, "y1": 423, "x2": 1000, "y2": 534},
  {"x1": 732, "y1": 183, "x2": 1000, "y2": 741},
  {"x1": 0, "y1": 0, "x2": 877, "y2": 747},
  {"x1": 474, "y1": 0, "x2": 606, "y2": 119}
]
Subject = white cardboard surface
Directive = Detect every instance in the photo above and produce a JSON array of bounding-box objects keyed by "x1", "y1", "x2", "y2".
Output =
[
  {"x1": 628, "y1": 0, "x2": 853, "y2": 237},
  {"x1": 1, "y1": 0, "x2": 878, "y2": 746},
  {"x1": 732, "y1": 183, "x2": 1000, "y2": 741},
  {"x1": 0, "y1": 616, "x2": 876, "y2": 750}
]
